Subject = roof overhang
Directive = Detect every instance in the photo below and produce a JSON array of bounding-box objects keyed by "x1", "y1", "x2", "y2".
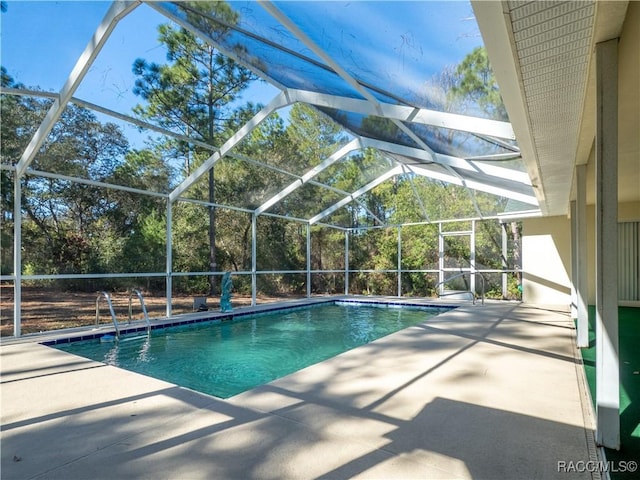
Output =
[{"x1": 473, "y1": 0, "x2": 632, "y2": 217}]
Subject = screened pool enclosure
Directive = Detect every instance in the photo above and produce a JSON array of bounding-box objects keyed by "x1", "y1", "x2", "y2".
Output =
[{"x1": 0, "y1": 1, "x2": 538, "y2": 336}]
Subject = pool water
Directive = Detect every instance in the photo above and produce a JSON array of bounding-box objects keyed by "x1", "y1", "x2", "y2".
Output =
[{"x1": 54, "y1": 302, "x2": 449, "y2": 398}]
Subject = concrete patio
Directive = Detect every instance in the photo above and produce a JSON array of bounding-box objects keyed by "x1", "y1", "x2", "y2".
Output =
[{"x1": 1, "y1": 302, "x2": 600, "y2": 479}]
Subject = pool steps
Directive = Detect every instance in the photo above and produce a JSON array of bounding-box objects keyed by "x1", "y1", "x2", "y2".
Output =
[
  {"x1": 128, "y1": 289, "x2": 151, "y2": 333},
  {"x1": 95, "y1": 290, "x2": 151, "y2": 341},
  {"x1": 95, "y1": 292, "x2": 119, "y2": 337}
]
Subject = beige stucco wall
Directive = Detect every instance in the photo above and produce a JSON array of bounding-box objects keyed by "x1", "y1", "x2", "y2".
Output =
[
  {"x1": 522, "y1": 216, "x2": 571, "y2": 306},
  {"x1": 618, "y1": 201, "x2": 640, "y2": 222},
  {"x1": 618, "y1": 1, "x2": 640, "y2": 205},
  {"x1": 522, "y1": 201, "x2": 639, "y2": 306}
]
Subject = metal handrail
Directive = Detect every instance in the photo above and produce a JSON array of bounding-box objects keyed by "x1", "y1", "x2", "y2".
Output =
[
  {"x1": 128, "y1": 289, "x2": 151, "y2": 333},
  {"x1": 434, "y1": 271, "x2": 485, "y2": 305},
  {"x1": 96, "y1": 291, "x2": 119, "y2": 337}
]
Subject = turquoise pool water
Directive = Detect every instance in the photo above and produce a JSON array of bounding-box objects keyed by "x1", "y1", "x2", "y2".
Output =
[{"x1": 53, "y1": 302, "x2": 449, "y2": 398}]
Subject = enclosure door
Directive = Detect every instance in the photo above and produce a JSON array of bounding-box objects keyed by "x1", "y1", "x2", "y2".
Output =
[{"x1": 438, "y1": 222, "x2": 475, "y2": 295}]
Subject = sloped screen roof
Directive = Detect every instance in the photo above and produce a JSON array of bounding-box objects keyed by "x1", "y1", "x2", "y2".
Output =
[
  {"x1": 149, "y1": 1, "x2": 536, "y2": 221},
  {"x1": 1, "y1": 0, "x2": 538, "y2": 228}
]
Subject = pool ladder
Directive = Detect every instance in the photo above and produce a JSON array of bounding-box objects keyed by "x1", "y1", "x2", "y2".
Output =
[{"x1": 96, "y1": 290, "x2": 151, "y2": 339}]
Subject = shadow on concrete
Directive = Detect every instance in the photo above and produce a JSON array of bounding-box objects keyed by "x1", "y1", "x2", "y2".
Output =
[
  {"x1": 1, "y1": 372, "x2": 594, "y2": 480},
  {"x1": 1, "y1": 303, "x2": 596, "y2": 479},
  {"x1": 320, "y1": 396, "x2": 592, "y2": 479}
]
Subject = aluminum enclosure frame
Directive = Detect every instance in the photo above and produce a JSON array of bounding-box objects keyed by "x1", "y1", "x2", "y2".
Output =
[{"x1": 2, "y1": 1, "x2": 537, "y2": 336}]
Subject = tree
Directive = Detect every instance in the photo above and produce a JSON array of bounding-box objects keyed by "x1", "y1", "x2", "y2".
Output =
[
  {"x1": 448, "y1": 46, "x2": 508, "y2": 121},
  {"x1": 415, "y1": 47, "x2": 509, "y2": 159},
  {"x1": 19, "y1": 104, "x2": 129, "y2": 280},
  {"x1": 449, "y1": 47, "x2": 520, "y2": 292},
  {"x1": 1, "y1": 68, "x2": 22, "y2": 274},
  {"x1": 1, "y1": 68, "x2": 49, "y2": 223},
  {"x1": 104, "y1": 149, "x2": 172, "y2": 287},
  {"x1": 0, "y1": 88, "x2": 133, "y2": 283},
  {"x1": 132, "y1": 1, "x2": 257, "y2": 295},
  {"x1": 1, "y1": 70, "x2": 178, "y2": 288}
]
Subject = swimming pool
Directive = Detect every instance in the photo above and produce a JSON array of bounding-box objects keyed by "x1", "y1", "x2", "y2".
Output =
[{"x1": 52, "y1": 301, "x2": 451, "y2": 398}]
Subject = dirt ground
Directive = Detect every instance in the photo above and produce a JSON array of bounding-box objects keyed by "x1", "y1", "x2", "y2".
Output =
[{"x1": 0, "y1": 286, "x2": 298, "y2": 336}]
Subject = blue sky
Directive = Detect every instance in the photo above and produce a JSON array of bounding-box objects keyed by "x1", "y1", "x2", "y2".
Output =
[
  {"x1": 1, "y1": 1, "x2": 482, "y2": 148},
  {"x1": 2, "y1": 2, "x2": 159, "y2": 91},
  {"x1": 1, "y1": 1, "x2": 171, "y2": 146}
]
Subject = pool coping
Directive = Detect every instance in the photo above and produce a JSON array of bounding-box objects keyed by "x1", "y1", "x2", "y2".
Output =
[{"x1": 1, "y1": 295, "x2": 467, "y2": 347}]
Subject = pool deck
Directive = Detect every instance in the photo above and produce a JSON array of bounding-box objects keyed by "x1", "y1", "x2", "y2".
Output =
[{"x1": 1, "y1": 298, "x2": 600, "y2": 479}]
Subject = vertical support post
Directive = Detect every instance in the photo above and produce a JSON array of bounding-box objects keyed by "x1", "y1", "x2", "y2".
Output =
[
  {"x1": 576, "y1": 164, "x2": 589, "y2": 347},
  {"x1": 251, "y1": 214, "x2": 257, "y2": 307},
  {"x1": 501, "y1": 222, "x2": 508, "y2": 299},
  {"x1": 570, "y1": 201, "x2": 578, "y2": 319},
  {"x1": 345, "y1": 230, "x2": 350, "y2": 295},
  {"x1": 306, "y1": 223, "x2": 311, "y2": 298},
  {"x1": 595, "y1": 38, "x2": 619, "y2": 450},
  {"x1": 397, "y1": 226, "x2": 402, "y2": 297},
  {"x1": 165, "y1": 200, "x2": 172, "y2": 318},
  {"x1": 470, "y1": 220, "x2": 476, "y2": 295},
  {"x1": 438, "y1": 222, "x2": 444, "y2": 296},
  {"x1": 13, "y1": 175, "x2": 22, "y2": 337}
]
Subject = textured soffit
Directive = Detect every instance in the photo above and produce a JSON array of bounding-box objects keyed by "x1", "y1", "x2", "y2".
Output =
[
  {"x1": 507, "y1": 0, "x2": 596, "y2": 216},
  {"x1": 474, "y1": 0, "x2": 597, "y2": 216}
]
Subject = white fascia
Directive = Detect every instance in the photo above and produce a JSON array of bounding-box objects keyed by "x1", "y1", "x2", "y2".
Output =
[
  {"x1": 472, "y1": 1, "x2": 546, "y2": 210},
  {"x1": 15, "y1": 1, "x2": 140, "y2": 178}
]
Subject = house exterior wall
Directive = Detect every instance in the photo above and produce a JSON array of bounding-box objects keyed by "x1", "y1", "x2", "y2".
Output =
[
  {"x1": 618, "y1": 1, "x2": 639, "y2": 206},
  {"x1": 522, "y1": 216, "x2": 571, "y2": 306},
  {"x1": 521, "y1": 201, "x2": 639, "y2": 307}
]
